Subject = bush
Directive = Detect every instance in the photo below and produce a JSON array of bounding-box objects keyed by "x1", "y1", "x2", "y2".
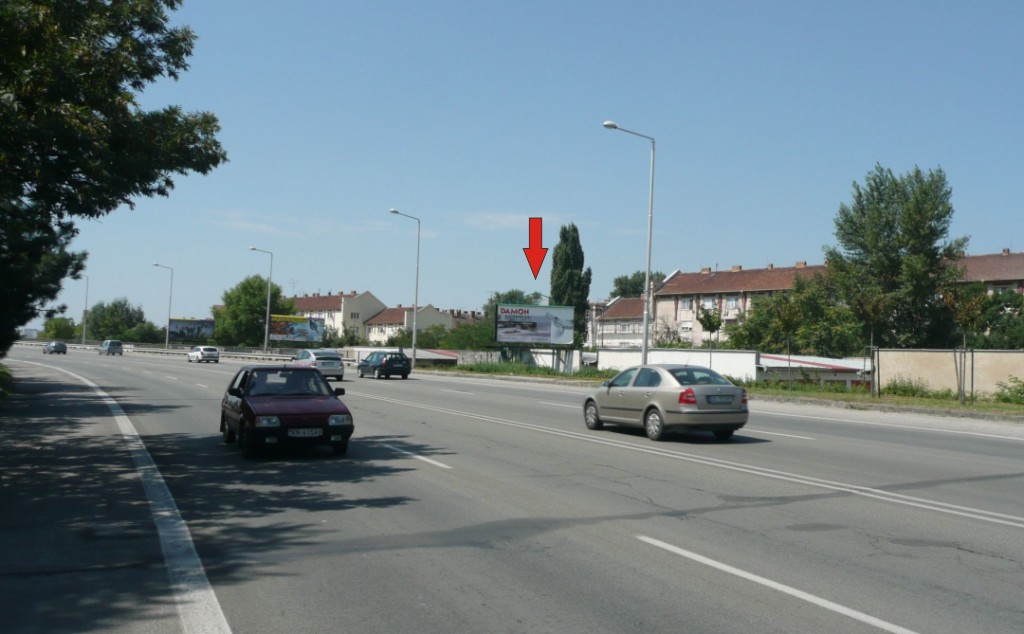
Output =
[
  {"x1": 995, "y1": 375, "x2": 1024, "y2": 404},
  {"x1": 884, "y1": 375, "x2": 931, "y2": 397}
]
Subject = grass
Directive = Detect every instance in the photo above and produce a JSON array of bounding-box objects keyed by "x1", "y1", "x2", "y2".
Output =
[
  {"x1": 0, "y1": 363, "x2": 12, "y2": 402},
  {"x1": 428, "y1": 362, "x2": 1024, "y2": 418}
]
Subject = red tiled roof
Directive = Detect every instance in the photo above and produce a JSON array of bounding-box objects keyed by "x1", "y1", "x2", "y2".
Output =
[
  {"x1": 598, "y1": 297, "x2": 644, "y2": 320},
  {"x1": 365, "y1": 307, "x2": 410, "y2": 325},
  {"x1": 656, "y1": 264, "x2": 826, "y2": 296},
  {"x1": 289, "y1": 292, "x2": 356, "y2": 312},
  {"x1": 960, "y1": 251, "x2": 1024, "y2": 284}
]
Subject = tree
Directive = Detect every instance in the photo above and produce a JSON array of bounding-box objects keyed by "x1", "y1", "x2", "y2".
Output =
[
  {"x1": 87, "y1": 298, "x2": 146, "y2": 341},
  {"x1": 824, "y1": 164, "x2": 967, "y2": 348},
  {"x1": 483, "y1": 290, "x2": 543, "y2": 312},
  {"x1": 214, "y1": 276, "x2": 294, "y2": 347},
  {"x1": 972, "y1": 290, "x2": 1024, "y2": 350},
  {"x1": 549, "y1": 223, "x2": 592, "y2": 348},
  {"x1": 697, "y1": 304, "x2": 723, "y2": 347},
  {"x1": 123, "y1": 321, "x2": 163, "y2": 344},
  {"x1": 43, "y1": 316, "x2": 76, "y2": 340},
  {"x1": 611, "y1": 270, "x2": 666, "y2": 298},
  {"x1": 0, "y1": 0, "x2": 227, "y2": 355}
]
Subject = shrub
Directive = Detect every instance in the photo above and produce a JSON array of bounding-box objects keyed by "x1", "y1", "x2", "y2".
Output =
[
  {"x1": 884, "y1": 375, "x2": 931, "y2": 397},
  {"x1": 995, "y1": 375, "x2": 1024, "y2": 405}
]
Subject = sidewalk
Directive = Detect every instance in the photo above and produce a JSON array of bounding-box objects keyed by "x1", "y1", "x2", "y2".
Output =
[{"x1": 0, "y1": 362, "x2": 182, "y2": 633}]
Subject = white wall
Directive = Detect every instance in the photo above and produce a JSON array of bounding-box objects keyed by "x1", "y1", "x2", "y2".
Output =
[{"x1": 595, "y1": 348, "x2": 758, "y2": 381}]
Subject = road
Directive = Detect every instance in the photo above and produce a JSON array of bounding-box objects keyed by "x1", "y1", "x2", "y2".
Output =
[{"x1": 3, "y1": 345, "x2": 1023, "y2": 633}]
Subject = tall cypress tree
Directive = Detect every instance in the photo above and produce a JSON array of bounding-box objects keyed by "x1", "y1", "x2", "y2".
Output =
[{"x1": 549, "y1": 223, "x2": 592, "y2": 349}]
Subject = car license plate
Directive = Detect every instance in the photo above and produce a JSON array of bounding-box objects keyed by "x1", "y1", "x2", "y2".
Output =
[
  {"x1": 288, "y1": 428, "x2": 323, "y2": 438},
  {"x1": 707, "y1": 395, "x2": 734, "y2": 404}
]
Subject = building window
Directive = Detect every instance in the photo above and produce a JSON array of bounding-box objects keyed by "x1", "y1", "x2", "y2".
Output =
[
  {"x1": 726, "y1": 296, "x2": 739, "y2": 310},
  {"x1": 680, "y1": 298, "x2": 693, "y2": 310},
  {"x1": 350, "y1": 312, "x2": 359, "y2": 319},
  {"x1": 702, "y1": 297, "x2": 715, "y2": 310}
]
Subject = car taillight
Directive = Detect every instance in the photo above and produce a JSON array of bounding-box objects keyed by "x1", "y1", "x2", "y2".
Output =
[
  {"x1": 741, "y1": 389, "x2": 748, "y2": 404},
  {"x1": 679, "y1": 388, "x2": 697, "y2": 405}
]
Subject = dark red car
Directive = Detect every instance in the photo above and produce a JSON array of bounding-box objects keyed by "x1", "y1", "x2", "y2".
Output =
[{"x1": 220, "y1": 366, "x2": 354, "y2": 458}]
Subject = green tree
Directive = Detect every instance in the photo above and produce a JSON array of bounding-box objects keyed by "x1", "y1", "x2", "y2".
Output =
[
  {"x1": 697, "y1": 304, "x2": 723, "y2": 346},
  {"x1": 214, "y1": 276, "x2": 294, "y2": 347},
  {"x1": 123, "y1": 321, "x2": 163, "y2": 344},
  {"x1": 484, "y1": 290, "x2": 543, "y2": 312},
  {"x1": 0, "y1": 0, "x2": 227, "y2": 355},
  {"x1": 43, "y1": 316, "x2": 76, "y2": 340},
  {"x1": 549, "y1": 223, "x2": 592, "y2": 348},
  {"x1": 611, "y1": 270, "x2": 666, "y2": 298},
  {"x1": 974, "y1": 290, "x2": 1024, "y2": 350},
  {"x1": 443, "y1": 317, "x2": 498, "y2": 349},
  {"x1": 87, "y1": 298, "x2": 146, "y2": 340},
  {"x1": 825, "y1": 164, "x2": 967, "y2": 348}
]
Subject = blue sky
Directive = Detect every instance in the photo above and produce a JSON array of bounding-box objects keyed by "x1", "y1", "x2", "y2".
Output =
[{"x1": 36, "y1": 1, "x2": 1024, "y2": 330}]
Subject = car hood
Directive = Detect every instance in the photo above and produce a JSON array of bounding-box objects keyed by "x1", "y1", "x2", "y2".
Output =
[{"x1": 246, "y1": 395, "x2": 351, "y2": 416}]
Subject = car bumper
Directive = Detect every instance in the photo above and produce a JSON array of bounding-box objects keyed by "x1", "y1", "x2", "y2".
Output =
[
  {"x1": 251, "y1": 425, "x2": 354, "y2": 448},
  {"x1": 662, "y1": 409, "x2": 749, "y2": 431}
]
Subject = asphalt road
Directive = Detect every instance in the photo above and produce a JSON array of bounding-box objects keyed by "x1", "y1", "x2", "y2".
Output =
[{"x1": 2, "y1": 345, "x2": 1023, "y2": 633}]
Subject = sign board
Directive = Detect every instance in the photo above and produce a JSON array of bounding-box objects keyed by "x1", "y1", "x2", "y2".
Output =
[
  {"x1": 270, "y1": 315, "x2": 325, "y2": 342},
  {"x1": 495, "y1": 304, "x2": 574, "y2": 345},
  {"x1": 168, "y1": 318, "x2": 215, "y2": 341}
]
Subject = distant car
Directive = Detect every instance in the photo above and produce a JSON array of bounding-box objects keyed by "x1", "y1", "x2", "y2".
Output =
[
  {"x1": 98, "y1": 340, "x2": 123, "y2": 355},
  {"x1": 290, "y1": 348, "x2": 345, "y2": 380},
  {"x1": 219, "y1": 366, "x2": 355, "y2": 458},
  {"x1": 43, "y1": 341, "x2": 67, "y2": 354},
  {"x1": 582, "y1": 364, "x2": 748, "y2": 441},
  {"x1": 357, "y1": 351, "x2": 410, "y2": 379},
  {"x1": 187, "y1": 346, "x2": 220, "y2": 363}
]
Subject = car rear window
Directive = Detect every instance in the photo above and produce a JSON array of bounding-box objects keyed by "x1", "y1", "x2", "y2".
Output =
[{"x1": 316, "y1": 354, "x2": 340, "y2": 361}]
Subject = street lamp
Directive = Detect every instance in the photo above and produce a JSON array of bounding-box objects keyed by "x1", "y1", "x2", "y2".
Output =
[
  {"x1": 82, "y1": 274, "x2": 89, "y2": 345},
  {"x1": 153, "y1": 263, "x2": 174, "y2": 349},
  {"x1": 389, "y1": 208, "x2": 420, "y2": 369},
  {"x1": 249, "y1": 247, "x2": 274, "y2": 351},
  {"x1": 604, "y1": 120, "x2": 656, "y2": 365}
]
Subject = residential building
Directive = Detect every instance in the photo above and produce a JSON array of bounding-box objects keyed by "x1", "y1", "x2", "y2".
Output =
[
  {"x1": 364, "y1": 304, "x2": 453, "y2": 345},
  {"x1": 289, "y1": 291, "x2": 386, "y2": 341}
]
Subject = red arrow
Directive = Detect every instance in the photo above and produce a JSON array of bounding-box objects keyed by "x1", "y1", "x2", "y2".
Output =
[{"x1": 523, "y1": 217, "x2": 548, "y2": 279}]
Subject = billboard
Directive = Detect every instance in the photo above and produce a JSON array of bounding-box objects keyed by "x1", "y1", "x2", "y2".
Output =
[
  {"x1": 270, "y1": 315, "x2": 325, "y2": 342},
  {"x1": 168, "y1": 318, "x2": 215, "y2": 341},
  {"x1": 495, "y1": 304, "x2": 574, "y2": 345}
]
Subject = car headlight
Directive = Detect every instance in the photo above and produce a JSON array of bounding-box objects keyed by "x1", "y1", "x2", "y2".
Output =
[
  {"x1": 328, "y1": 414, "x2": 351, "y2": 426},
  {"x1": 254, "y1": 416, "x2": 281, "y2": 428}
]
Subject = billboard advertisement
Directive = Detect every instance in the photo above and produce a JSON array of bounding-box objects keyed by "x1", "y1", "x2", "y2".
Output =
[
  {"x1": 270, "y1": 315, "x2": 325, "y2": 342},
  {"x1": 168, "y1": 318, "x2": 215, "y2": 341},
  {"x1": 495, "y1": 304, "x2": 574, "y2": 345}
]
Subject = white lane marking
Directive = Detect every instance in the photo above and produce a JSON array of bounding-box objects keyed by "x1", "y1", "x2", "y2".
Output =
[
  {"x1": 441, "y1": 388, "x2": 474, "y2": 395},
  {"x1": 165, "y1": 375, "x2": 178, "y2": 381},
  {"x1": 753, "y1": 409, "x2": 1024, "y2": 441},
  {"x1": 540, "y1": 401, "x2": 579, "y2": 409},
  {"x1": 355, "y1": 391, "x2": 1024, "y2": 529},
  {"x1": 380, "y1": 443, "x2": 453, "y2": 469},
  {"x1": 746, "y1": 429, "x2": 815, "y2": 440},
  {"x1": 196, "y1": 384, "x2": 209, "y2": 389},
  {"x1": 17, "y1": 361, "x2": 231, "y2": 633},
  {"x1": 637, "y1": 536, "x2": 919, "y2": 634}
]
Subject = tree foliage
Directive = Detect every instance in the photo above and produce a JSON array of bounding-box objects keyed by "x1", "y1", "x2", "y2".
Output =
[
  {"x1": 549, "y1": 223, "x2": 592, "y2": 348},
  {"x1": 611, "y1": 270, "x2": 666, "y2": 298},
  {"x1": 43, "y1": 316, "x2": 75, "y2": 340},
  {"x1": 87, "y1": 298, "x2": 146, "y2": 341},
  {"x1": 972, "y1": 290, "x2": 1024, "y2": 350},
  {"x1": 214, "y1": 276, "x2": 294, "y2": 347},
  {"x1": 0, "y1": 0, "x2": 227, "y2": 354},
  {"x1": 483, "y1": 290, "x2": 543, "y2": 312},
  {"x1": 824, "y1": 164, "x2": 967, "y2": 348}
]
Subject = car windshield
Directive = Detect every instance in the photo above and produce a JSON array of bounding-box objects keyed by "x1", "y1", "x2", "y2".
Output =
[
  {"x1": 246, "y1": 370, "x2": 332, "y2": 397},
  {"x1": 669, "y1": 367, "x2": 732, "y2": 386}
]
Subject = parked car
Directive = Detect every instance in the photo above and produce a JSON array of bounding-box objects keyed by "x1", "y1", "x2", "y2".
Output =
[
  {"x1": 187, "y1": 346, "x2": 220, "y2": 363},
  {"x1": 356, "y1": 351, "x2": 410, "y2": 379},
  {"x1": 219, "y1": 366, "x2": 355, "y2": 458},
  {"x1": 290, "y1": 348, "x2": 345, "y2": 380},
  {"x1": 582, "y1": 364, "x2": 748, "y2": 441},
  {"x1": 43, "y1": 341, "x2": 67, "y2": 354},
  {"x1": 98, "y1": 340, "x2": 123, "y2": 355}
]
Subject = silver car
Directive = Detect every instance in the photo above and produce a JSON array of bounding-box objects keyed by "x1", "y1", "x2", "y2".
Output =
[
  {"x1": 290, "y1": 348, "x2": 345, "y2": 380},
  {"x1": 583, "y1": 364, "x2": 748, "y2": 441}
]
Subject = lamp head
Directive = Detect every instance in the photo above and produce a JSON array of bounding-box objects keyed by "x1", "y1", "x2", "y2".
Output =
[
  {"x1": 602, "y1": 121, "x2": 619, "y2": 130},
  {"x1": 389, "y1": 208, "x2": 400, "y2": 214}
]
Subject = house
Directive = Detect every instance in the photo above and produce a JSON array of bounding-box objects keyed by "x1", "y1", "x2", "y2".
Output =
[
  {"x1": 364, "y1": 304, "x2": 453, "y2": 345},
  {"x1": 957, "y1": 248, "x2": 1024, "y2": 295},
  {"x1": 289, "y1": 290, "x2": 386, "y2": 341},
  {"x1": 591, "y1": 297, "x2": 646, "y2": 348}
]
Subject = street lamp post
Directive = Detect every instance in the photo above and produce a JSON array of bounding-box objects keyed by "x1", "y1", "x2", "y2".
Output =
[
  {"x1": 249, "y1": 246, "x2": 274, "y2": 351},
  {"x1": 153, "y1": 263, "x2": 174, "y2": 349},
  {"x1": 604, "y1": 120, "x2": 656, "y2": 365},
  {"x1": 82, "y1": 274, "x2": 89, "y2": 345},
  {"x1": 389, "y1": 209, "x2": 420, "y2": 369}
]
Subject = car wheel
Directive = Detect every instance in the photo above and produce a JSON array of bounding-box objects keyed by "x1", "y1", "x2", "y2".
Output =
[
  {"x1": 214, "y1": 360, "x2": 219, "y2": 363},
  {"x1": 645, "y1": 409, "x2": 666, "y2": 441},
  {"x1": 713, "y1": 429, "x2": 735, "y2": 441},
  {"x1": 332, "y1": 440, "x2": 349, "y2": 456},
  {"x1": 221, "y1": 416, "x2": 236, "y2": 444},
  {"x1": 401, "y1": 373, "x2": 408, "y2": 379},
  {"x1": 374, "y1": 368, "x2": 382, "y2": 379},
  {"x1": 584, "y1": 401, "x2": 603, "y2": 430}
]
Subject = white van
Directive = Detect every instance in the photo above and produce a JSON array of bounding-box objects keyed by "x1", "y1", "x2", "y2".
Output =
[{"x1": 99, "y1": 340, "x2": 123, "y2": 355}]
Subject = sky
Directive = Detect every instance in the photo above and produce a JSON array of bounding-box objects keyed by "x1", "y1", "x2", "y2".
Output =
[{"x1": 32, "y1": 0, "x2": 1024, "y2": 330}]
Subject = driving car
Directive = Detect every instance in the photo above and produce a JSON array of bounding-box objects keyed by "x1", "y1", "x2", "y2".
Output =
[
  {"x1": 356, "y1": 350, "x2": 411, "y2": 379},
  {"x1": 219, "y1": 366, "x2": 355, "y2": 458},
  {"x1": 290, "y1": 348, "x2": 345, "y2": 380},
  {"x1": 98, "y1": 339, "x2": 123, "y2": 355},
  {"x1": 187, "y1": 346, "x2": 220, "y2": 363},
  {"x1": 43, "y1": 341, "x2": 68, "y2": 354},
  {"x1": 582, "y1": 364, "x2": 748, "y2": 441}
]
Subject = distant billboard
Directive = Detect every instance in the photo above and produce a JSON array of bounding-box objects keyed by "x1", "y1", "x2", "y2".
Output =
[
  {"x1": 168, "y1": 318, "x2": 215, "y2": 341},
  {"x1": 270, "y1": 315, "x2": 325, "y2": 342},
  {"x1": 495, "y1": 304, "x2": 574, "y2": 345}
]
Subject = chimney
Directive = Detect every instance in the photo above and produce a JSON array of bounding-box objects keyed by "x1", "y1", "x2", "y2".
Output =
[
  {"x1": 767, "y1": 263, "x2": 774, "y2": 270},
  {"x1": 701, "y1": 267, "x2": 711, "y2": 274},
  {"x1": 1003, "y1": 248, "x2": 1011, "y2": 256},
  {"x1": 795, "y1": 261, "x2": 806, "y2": 268},
  {"x1": 731, "y1": 265, "x2": 742, "y2": 272}
]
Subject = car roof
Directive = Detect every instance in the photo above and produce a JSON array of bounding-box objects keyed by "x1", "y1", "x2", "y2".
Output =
[{"x1": 241, "y1": 364, "x2": 320, "y2": 372}]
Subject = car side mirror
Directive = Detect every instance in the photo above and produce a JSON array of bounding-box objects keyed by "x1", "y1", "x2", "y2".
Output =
[
  {"x1": 334, "y1": 387, "x2": 346, "y2": 397},
  {"x1": 290, "y1": 356, "x2": 298, "y2": 361},
  {"x1": 228, "y1": 387, "x2": 242, "y2": 397},
  {"x1": 601, "y1": 380, "x2": 610, "y2": 388}
]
